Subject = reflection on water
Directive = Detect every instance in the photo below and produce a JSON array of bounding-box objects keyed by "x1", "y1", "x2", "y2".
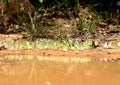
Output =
[{"x1": 0, "y1": 55, "x2": 120, "y2": 85}]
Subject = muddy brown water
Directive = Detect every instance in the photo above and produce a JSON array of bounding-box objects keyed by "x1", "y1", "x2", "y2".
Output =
[{"x1": 0, "y1": 55, "x2": 120, "y2": 85}]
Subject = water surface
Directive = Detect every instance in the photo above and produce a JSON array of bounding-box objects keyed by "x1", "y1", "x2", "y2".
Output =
[{"x1": 0, "y1": 55, "x2": 120, "y2": 85}]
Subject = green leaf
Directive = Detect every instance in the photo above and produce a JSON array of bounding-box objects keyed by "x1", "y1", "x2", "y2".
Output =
[
  {"x1": 39, "y1": 0, "x2": 43, "y2": 3},
  {"x1": 117, "y1": 1, "x2": 120, "y2": 6},
  {"x1": 83, "y1": 40, "x2": 92, "y2": 49},
  {"x1": 117, "y1": 42, "x2": 120, "y2": 47},
  {"x1": 2, "y1": 0, "x2": 8, "y2": 4}
]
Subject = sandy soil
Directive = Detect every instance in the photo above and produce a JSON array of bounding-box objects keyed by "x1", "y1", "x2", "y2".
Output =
[{"x1": 0, "y1": 48, "x2": 120, "y2": 58}]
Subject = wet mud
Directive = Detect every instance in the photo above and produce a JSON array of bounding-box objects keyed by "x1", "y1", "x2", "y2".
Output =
[{"x1": 0, "y1": 48, "x2": 120, "y2": 58}]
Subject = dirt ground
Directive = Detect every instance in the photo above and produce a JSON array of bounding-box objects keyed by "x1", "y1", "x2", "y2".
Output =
[
  {"x1": 0, "y1": 48, "x2": 120, "y2": 59},
  {"x1": 0, "y1": 0, "x2": 120, "y2": 59}
]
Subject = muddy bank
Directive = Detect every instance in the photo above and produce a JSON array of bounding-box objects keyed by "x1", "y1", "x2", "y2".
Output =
[{"x1": 0, "y1": 48, "x2": 120, "y2": 58}]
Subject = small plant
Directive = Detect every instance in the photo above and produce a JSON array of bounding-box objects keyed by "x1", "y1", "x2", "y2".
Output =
[
  {"x1": 117, "y1": 1, "x2": 120, "y2": 14},
  {"x1": 27, "y1": 10, "x2": 37, "y2": 39},
  {"x1": 1, "y1": 0, "x2": 8, "y2": 15},
  {"x1": 76, "y1": 6, "x2": 99, "y2": 39}
]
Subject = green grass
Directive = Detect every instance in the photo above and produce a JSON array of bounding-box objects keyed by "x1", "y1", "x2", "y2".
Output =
[{"x1": 1, "y1": 39, "x2": 94, "y2": 51}]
